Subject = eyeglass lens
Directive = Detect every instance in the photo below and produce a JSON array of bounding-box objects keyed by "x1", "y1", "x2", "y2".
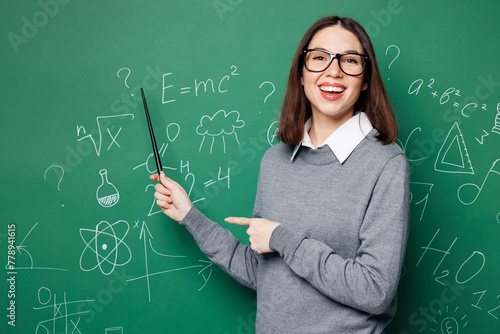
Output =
[{"x1": 305, "y1": 50, "x2": 365, "y2": 75}]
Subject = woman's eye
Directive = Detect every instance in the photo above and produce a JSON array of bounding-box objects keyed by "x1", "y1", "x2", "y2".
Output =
[
  {"x1": 313, "y1": 56, "x2": 326, "y2": 61},
  {"x1": 342, "y1": 56, "x2": 361, "y2": 64}
]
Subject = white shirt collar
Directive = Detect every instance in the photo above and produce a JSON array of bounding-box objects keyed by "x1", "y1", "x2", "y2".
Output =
[{"x1": 291, "y1": 112, "x2": 373, "y2": 163}]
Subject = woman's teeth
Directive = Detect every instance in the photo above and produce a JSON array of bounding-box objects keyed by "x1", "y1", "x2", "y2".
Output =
[{"x1": 320, "y1": 86, "x2": 344, "y2": 93}]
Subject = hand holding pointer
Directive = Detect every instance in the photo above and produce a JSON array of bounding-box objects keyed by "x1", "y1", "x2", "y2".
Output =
[{"x1": 150, "y1": 172, "x2": 193, "y2": 222}]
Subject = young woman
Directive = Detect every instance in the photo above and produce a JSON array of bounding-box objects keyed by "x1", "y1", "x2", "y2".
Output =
[{"x1": 151, "y1": 15, "x2": 410, "y2": 333}]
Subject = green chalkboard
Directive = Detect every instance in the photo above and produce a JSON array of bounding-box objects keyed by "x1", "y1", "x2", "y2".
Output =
[{"x1": 2, "y1": 1, "x2": 499, "y2": 333}]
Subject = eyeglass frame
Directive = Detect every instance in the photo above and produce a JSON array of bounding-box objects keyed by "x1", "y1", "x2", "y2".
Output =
[{"x1": 302, "y1": 49, "x2": 370, "y2": 76}]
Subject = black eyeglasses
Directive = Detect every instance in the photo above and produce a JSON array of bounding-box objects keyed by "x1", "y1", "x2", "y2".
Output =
[{"x1": 302, "y1": 49, "x2": 370, "y2": 76}]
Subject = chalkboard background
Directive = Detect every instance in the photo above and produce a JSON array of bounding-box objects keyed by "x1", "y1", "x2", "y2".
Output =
[{"x1": 2, "y1": 0, "x2": 499, "y2": 333}]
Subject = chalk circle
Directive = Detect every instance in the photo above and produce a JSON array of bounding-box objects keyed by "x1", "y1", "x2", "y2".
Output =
[
  {"x1": 38, "y1": 287, "x2": 51, "y2": 305},
  {"x1": 496, "y1": 212, "x2": 500, "y2": 225},
  {"x1": 102, "y1": 244, "x2": 108, "y2": 251},
  {"x1": 166, "y1": 123, "x2": 180, "y2": 142}
]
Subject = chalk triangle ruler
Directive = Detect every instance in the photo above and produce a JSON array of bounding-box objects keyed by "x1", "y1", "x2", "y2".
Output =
[{"x1": 434, "y1": 122, "x2": 474, "y2": 174}]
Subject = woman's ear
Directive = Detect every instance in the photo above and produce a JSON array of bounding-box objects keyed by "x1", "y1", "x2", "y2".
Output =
[{"x1": 362, "y1": 81, "x2": 368, "y2": 91}]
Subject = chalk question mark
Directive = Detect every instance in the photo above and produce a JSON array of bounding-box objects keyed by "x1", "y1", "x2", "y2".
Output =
[
  {"x1": 259, "y1": 81, "x2": 275, "y2": 104},
  {"x1": 44, "y1": 165, "x2": 65, "y2": 191},
  {"x1": 385, "y1": 45, "x2": 400, "y2": 80},
  {"x1": 117, "y1": 67, "x2": 131, "y2": 88}
]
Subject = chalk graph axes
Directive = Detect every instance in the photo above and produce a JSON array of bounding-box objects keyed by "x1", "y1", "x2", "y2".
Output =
[{"x1": 126, "y1": 222, "x2": 213, "y2": 302}]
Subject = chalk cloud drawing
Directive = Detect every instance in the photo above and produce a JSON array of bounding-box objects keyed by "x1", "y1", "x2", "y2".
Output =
[
  {"x1": 79, "y1": 220, "x2": 132, "y2": 275},
  {"x1": 434, "y1": 122, "x2": 474, "y2": 174},
  {"x1": 457, "y1": 159, "x2": 500, "y2": 205},
  {"x1": 97, "y1": 169, "x2": 119, "y2": 207},
  {"x1": 196, "y1": 109, "x2": 245, "y2": 153}
]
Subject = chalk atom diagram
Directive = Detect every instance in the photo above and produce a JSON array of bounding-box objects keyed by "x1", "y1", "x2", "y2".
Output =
[
  {"x1": 196, "y1": 109, "x2": 245, "y2": 153},
  {"x1": 79, "y1": 220, "x2": 132, "y2": 275}
]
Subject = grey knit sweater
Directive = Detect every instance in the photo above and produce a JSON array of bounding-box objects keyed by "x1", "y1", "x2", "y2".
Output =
[{"x1": 179, "y1": 129, "x2": 410, "y2": 333}]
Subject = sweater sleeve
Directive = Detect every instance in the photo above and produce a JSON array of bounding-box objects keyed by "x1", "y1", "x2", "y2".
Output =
[
  {"x1": 269, "y1": 153, "x2": 410, "y2": 314},
  {"x1": 179, "y1": 206, "x2": 259, "y2": 290}
]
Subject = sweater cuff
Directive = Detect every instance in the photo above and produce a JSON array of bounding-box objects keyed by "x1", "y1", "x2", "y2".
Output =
[
  {"x1": 269, "y1": 223, "x2": 306, "y2": 256},
  {"x1": 179, "y1": 205, "x2": 206, "y2": 233}
]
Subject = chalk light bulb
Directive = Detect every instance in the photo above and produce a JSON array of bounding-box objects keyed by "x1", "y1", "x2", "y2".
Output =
[{"x1": 440, "y1": 317, "x2": 459, "y2": 334}]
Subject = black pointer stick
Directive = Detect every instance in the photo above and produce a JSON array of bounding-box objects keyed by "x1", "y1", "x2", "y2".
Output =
[{"x1": 141, "y1": 88, "x2": 163, "y2": 176}]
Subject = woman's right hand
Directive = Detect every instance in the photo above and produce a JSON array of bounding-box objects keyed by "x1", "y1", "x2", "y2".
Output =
[{"x1": 150, "y1": 172, "x2": 193, "y2": 222}]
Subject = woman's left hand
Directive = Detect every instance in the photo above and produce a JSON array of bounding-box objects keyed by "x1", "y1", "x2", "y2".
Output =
[{"x1": 225, "y1": 217, "x2": 281, "y2": 253}]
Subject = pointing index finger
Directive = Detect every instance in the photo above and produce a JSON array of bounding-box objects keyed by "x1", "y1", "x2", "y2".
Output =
[{"x1": 224, "y1": 217, "x2": 250, "y2": 226}]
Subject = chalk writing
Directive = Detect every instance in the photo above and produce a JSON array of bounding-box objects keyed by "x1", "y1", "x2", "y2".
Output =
[
  {"x1": 162, "y1": 65, "x2": 239, "y2": 104},
  {"x1": 259, "y1": 81, "x2": 275, "y2": 104},
  {"x1": 266, "y1": 121, "x2": 279, "y2": 146},
  {"x1": 409, "y1": 182, "x2": 434, "y2": 221},
  {"x1": 44, "y1": 165, "x2": 65, "y2": 191},
  {"x1": 134, "y1": 122, "x2": 181, "y2": 174},
  {"x1": 117, "y1": 67, "x2": 131, "y2": 88},
  {"x1": 144, "y1": 159, "x2": 206, "y2": 217},
  {"x1": 77, "y1": 114, "x2": 134, "y2": 156},
  {"x1": 398, "y1": 127, "x2": 430, "y2": 163},
  {"x1": 385, "y1": 44, "x2": 400, "y2": 80}
]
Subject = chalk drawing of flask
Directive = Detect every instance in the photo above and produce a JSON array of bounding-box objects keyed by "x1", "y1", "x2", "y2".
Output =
[{"x1": 96, "y1": 169, "x2": 119, "y2": 207}]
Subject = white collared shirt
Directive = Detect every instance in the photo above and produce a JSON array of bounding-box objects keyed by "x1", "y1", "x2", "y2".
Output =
[{"x1": 291, "y1": 112, "x2": 374, "y2": 163}]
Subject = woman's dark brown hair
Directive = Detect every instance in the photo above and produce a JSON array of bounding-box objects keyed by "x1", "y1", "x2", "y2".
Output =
[{"x1": 278, "y1": 16, "x2": 397, "y2": 145}]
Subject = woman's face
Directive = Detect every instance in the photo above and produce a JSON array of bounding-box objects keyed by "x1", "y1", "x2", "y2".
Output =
[{"x1": 302, "y1": 26, "x2": 368, "y2": 125}]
